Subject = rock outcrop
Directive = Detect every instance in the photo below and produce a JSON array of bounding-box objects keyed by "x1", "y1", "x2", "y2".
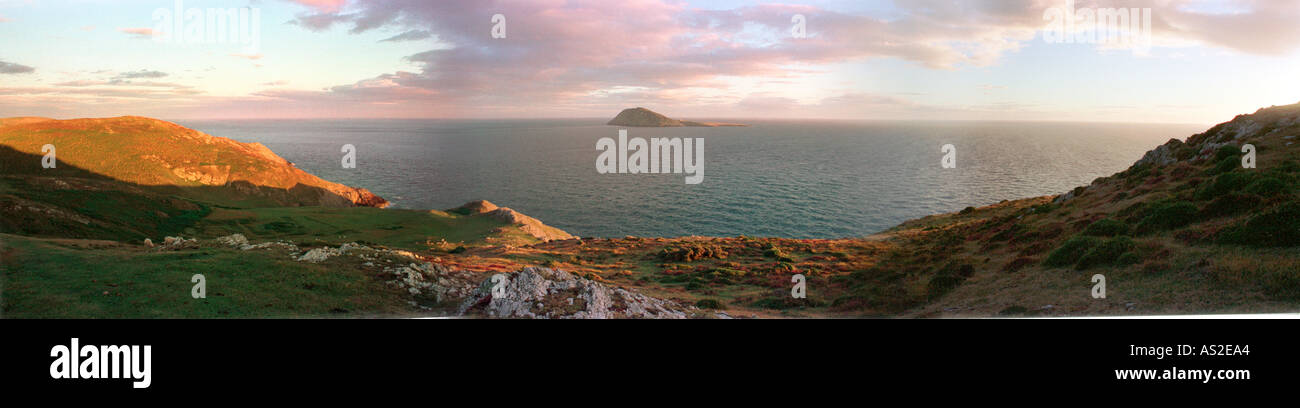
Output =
[
  {"x1": 457, "y1": 267, "x2": 693, "y2": 319},
  {"x1": 385, "y1": 262, "x2": 479, "y2": 302},
  {"x1": 606, "y1": 107, "x2": 745, "y2": 127},
  {"x1": 452, "y1": 200, "x2": 575, "y2": 241}
]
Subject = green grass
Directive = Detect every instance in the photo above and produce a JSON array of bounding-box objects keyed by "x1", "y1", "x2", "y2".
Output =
[
  {"x1": 0, "y1": 176, "x2": 210, "y2": 242},
  {"x1": 191, "y1": 206, "x2": 518, "y2": 249},
  {"x1": 1, "y1": 235, "x2": 412, "y2": 318}
]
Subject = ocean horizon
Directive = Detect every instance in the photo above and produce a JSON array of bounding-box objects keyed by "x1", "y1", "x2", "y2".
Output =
[{"x1": 179, "y1": 118, "x2": 1206, "y2": 239}]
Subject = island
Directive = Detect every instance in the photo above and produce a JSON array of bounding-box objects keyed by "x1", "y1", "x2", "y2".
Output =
[{"x1": 606, "y1": 107, "x2": 747, "y2": 127}]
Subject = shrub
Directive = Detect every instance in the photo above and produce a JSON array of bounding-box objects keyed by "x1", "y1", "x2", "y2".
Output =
[
  {"x1": 1082, "y1": 218, "x2": 1128, "y2": 237},
  {"x1": 925, "y1": 262, "x2": 973, "y2": 300},
  {"x1": 1214, "y1": 144, "x2": 1240, "y2": 161},
  {"x1": 661, "y1": 244, "x2": 728, "y2": 262},
  {"x1": 1031, "y1": 203, "x2": 1060, "y2": 214},
  {"x1": 960, "y1": 206, "x2": 975, "y2": 215},
  {"x1": 695, "y1": 299, "x2": 725, "y2": 309},
  {"x1": 1244, "y1": 177, "x2": 1288, "y2": 197},
  {"x1": 762, "y1": 246, "x2": 795, "y2": 262},
  {"x1": 1134, "y1": 201, "x2": 1199, "y2": 235},
  {"x1": 1201, "y1": 193, "x2": 1262, "y2": 218},
  {"x1": 1207, "y1": 155, "x2": 1240, "y2": 175},
  {"x1": 1216, "y1": 202, "x2": 1300, "y2": 247},
  {"x1": 449, "y1": 246, "x2": 467, "y2": 254},
  {"x1": 1195, "y1": 172, "x2": 1258, "y2": 200},
  {"x1": 1043, "y1": 236, "x2": 1101, "y2": 267},
  {"x1": 1116, "y1": 252, "x2": 1141, "y2": 266},
  {"x1": 1076, "y1": 237, "x2": 1135, "y2": 270}
]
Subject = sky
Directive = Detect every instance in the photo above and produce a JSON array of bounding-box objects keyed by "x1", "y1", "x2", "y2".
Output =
[{"x1": 1, "y1": 0, "x2": 1298, "y2": 124}]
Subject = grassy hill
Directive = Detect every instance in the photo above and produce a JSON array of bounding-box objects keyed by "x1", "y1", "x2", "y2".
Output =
[
  {"x1": 3, "y1": 103, "x2": 1299, "y2": 318},
  {"x1": 0, "y1": 116, "x2": 386, "y2": 208},
  {"x1": 0, "y1": 117, "x2": 574, "y2": 318},
  {"x1": 457, "y1": 103, "x2": 1300, "y2": 317}
]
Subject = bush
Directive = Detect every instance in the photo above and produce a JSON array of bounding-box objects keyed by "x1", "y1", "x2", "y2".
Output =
[
  {"x1": 1207, "y1": 155, "x2": 1240, "y2": 175},
  {"x1": 1031, "y1": 203, "x2": 1060, "y2": 214},
  {"x1": 763, "y1": 246, "x2": 795, "y2": 262},
  {"x1": 1195, "y1": 172, "x2": 1258, "y2": 201},
  {"x1": 1044, "y1": 236, "x2": 1101, "y2": 267},
  {"x1": 925, "y1": 262, "x2": 973, "y2": 300},
  {"x1": 998, "y1": 305, "x2": 1029, "y2": 316},
  {"x1": 1076, "y1": 237, "x2": 1135, "y2": 270},
  {"x1": 1116, "y1": 252, "x2": 1141, "y2": 266},
  {"x1": 695, "y1": 299, "x2": 725, "y2": 309},
  {"x1": 1201, "y1": 193, "x2": 1262, "y2": 218},
  {"x1": 1214, "y1": 144, "x2": 1240, "y2": 161},
  {"x1": 1134, "y1": 201, "x2": 1199, "y2": 234},
  {"x1": 1216, "y1": 202, "x2": 1300, "y2": 247},
  {"x1": 1082, "y1": 218, "x2": 1128, "y2": 237},
  {"x1": 661, "y1": 244, "x2": 728, "y2": 262},
  {"x1": 1245, "y1": 177, "x2": 1289, "y2": 197}
]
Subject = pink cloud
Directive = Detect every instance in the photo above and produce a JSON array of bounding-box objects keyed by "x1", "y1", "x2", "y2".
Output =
[
  {"x1": 288, "y1": 0, "x2": 349, "y2": 13},
  {"x1": 118, "y1": 27, "x2": 157, "y2": 38},
  {"x1": 11, "y1": 0, "x2": 1300, "y2": 120}
]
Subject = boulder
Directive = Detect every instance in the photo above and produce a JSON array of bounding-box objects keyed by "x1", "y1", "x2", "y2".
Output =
[{"x1": 458, "y1": 267, "x2": 692, "y2": 319}]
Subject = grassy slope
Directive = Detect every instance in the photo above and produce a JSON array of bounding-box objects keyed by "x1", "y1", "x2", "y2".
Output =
[
  {"x1": 5, "y1": 104, "x2": 1300, "y2": 318},
  {"x1": 0, "y1": 205, "x2": 537, "y2": 318},
  {"x1": 0, "y1": 116, "x2": 383, "y2": 208},
  {"x1": 0, "y1": 117, "x2": 546, "y2": 318},
  {"x1": 1, "y1": 235, "x2": 414, "y2": 318},
  {"x1": 450, "y1": 104, "x2": 1300, "y2": 317}
]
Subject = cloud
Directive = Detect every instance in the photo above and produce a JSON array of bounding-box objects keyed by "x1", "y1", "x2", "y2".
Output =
[
  {"x1": 289, "y1": 11, "x2": 356, "y2": 32},
  {"x1": 271, "y1": 0, "x2": 1050, "y2": 116},
  {"x1": 230, "y1": 53, "x2": 264, "y2": 60},
  {"x1": 287, "y1": 0, "x2": 349, "y2": 14},
  {"x1": 115, "y1": 70, "x2": 169, "y2": 79},
  {"x1": 379, "y1": 29, "x2": 431, "y2": 42},
  {"x1": 0, "y1": 14, "x2": 10, "y2": 23},
  {"x1": 0, "y1": 61, "x2": 35, "y2": 74},
  {"x1": 118, "y1": 27, "x2": 157, "y2": 38},
  {"x1": 11, "y1": 0, "x2": 1300, "y2": 120}
]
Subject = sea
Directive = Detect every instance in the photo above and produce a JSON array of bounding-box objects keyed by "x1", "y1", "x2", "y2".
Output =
[{"x1": 178, "y1": 118, "x2": 1205, "y2": 239}]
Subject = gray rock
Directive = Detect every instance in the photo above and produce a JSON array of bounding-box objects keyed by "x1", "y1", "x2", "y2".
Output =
[
  {"x1": 215, "y1": 233, "x2": 249, "y2": 247},
  {"x1": 154, "y1": 236, "x2": 198, "y2": 251},
  {"x1": 457, "y1": 267, "x2": 692, "y2": 319}
]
